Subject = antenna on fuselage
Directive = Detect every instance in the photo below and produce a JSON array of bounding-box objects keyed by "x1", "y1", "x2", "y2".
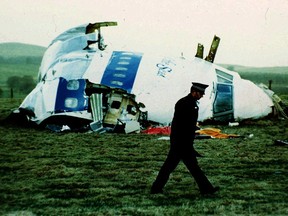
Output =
[
  {"x1": 195, "y1": 43, "x2": 204, "y2": 59},
  {"x1": 85, "y1": 22, "x2": 118, "y2": 50},
  {"x1": 205, "y1": 35, "x2": 220, "y2": 63}
]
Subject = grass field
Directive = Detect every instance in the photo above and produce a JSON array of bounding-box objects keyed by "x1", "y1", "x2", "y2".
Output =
[
  {"x1": 1, "y1": 43, "x2": 287, "y2": 215},
  {"x1": 0, "y1": 98, "x2": 287, "y2": 215}
]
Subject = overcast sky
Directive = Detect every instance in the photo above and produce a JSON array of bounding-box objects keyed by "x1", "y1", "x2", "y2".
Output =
[{"x1": 1, "y1": 0, "x2": 288, "y2": 67}]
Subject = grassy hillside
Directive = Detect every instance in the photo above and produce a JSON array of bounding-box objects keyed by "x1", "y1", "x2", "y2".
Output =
[
  {"x1": 0, "y1": 42, "x2": 46, "y2": 58},
  {"x1": 221, "y1": 64, "x2": 288, "y2": 96},
  {"x1": 0, "y1": 43, "x2": 45, "y2": 98}
]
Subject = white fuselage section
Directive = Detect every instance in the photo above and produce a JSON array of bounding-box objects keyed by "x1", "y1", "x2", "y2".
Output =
[{"x1": 20, "y1": 23, "x2": 274, "y2": 126}]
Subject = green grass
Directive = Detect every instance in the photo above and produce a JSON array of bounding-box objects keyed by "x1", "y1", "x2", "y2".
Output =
[
  {"x1": 0, "y1": 44, "x2": 287, "y2": 215},
  {"x1": 0, "y1": 99, "x2": 288, "y2": 215}
]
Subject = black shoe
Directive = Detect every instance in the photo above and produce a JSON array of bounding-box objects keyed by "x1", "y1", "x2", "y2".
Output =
[{"x1": 201, "y1": 186, "x2": 220, "y2": 195}]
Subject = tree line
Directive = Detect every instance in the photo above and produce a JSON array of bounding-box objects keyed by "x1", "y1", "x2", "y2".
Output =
[
  {"x1": 0, "y1": 56, "x2": 42, "y2": 65},
  {"x1": 0, "y1": 75, "x2": 35, "y2": 98}
]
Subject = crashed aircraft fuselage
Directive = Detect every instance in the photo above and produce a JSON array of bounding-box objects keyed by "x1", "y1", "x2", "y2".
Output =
[{"x1": 18, "y1": 22, "x2": 275, "y2": 132}]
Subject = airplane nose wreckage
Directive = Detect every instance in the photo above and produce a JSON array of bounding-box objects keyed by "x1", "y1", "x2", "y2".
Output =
[{"x1": 16, "y1": 22, "x2": 287, "y2": 133}]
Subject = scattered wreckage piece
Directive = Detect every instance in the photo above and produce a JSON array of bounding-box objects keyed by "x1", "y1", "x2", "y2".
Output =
[
  {"x1": 274, "y1": 140, "x2": 288, "y2": 146},
  {"x1": 141, "y1": 126, "x2": 241, "y2": 139}
]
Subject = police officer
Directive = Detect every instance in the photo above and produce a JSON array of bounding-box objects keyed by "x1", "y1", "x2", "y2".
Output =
[{"x1": 151, "y1": 82, "x2": 219, "y2": 195}]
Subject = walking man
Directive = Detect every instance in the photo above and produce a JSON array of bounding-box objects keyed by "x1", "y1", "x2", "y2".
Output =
[{"x1": 151, "y1": 82, "x2": 219, "y2": 195}]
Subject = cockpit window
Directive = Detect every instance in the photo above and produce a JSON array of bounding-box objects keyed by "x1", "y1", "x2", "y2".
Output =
[
  {"x1": 67, "y1": 80, "x2": 80, "y2": 90},
  {"x1": 213, "y1": 69, "x2": 234, "y2": 121},
  {"x1": 213, "y1": 84, "x2": 233, "y2": 113},
  {"x1": 216, "y1": 69, "x2": 233, "y2": 84}
]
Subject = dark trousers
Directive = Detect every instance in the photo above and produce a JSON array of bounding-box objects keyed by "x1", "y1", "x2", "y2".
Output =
[{"x1": 151, "y1": 145, "x2": 214, "y2": 193}]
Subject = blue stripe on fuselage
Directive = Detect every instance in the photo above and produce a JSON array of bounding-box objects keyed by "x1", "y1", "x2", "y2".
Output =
[
  {"x1": 100, "y1": 51, "x2": 143, "y2": 93},
  {"x1": 55, "y1": 78, "x2": 88, "y2": 113}
]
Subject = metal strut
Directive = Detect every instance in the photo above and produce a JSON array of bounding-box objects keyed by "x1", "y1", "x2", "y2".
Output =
[{"x1": 85, "y1": 22, "x2": 118, "y2": 50}]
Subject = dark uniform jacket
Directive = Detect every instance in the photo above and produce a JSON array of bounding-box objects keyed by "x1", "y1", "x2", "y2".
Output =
[{"x1": 170, "y1": 94, "x2": 198, "y2": 148}]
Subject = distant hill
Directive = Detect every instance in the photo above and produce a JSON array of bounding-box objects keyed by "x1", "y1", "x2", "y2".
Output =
[
  {"x1": 0, "y1": 42, "x2": 46, "y2": 58},
  {"x1": 0, "y1": 43, "x2": 46, "y2": 96},
  {"x1": 220, "y1": 64, "x2": 288, "y2": 95},
  {"x1": 0, "y1": 42, "x2": 46, "y2": 65},
  {"x1": 220, "y1": 64, "x2": 288, "y2": 74}
]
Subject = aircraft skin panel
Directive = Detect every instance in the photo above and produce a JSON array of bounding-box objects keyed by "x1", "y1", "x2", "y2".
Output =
[
  {"x1": 20, "y1": 78, "x2": 92, "y2": 124},
  {"x1": 55, "y1": 78, "x2": 88, "y2": 113},
  {"x1": 83, "y1": 51, "x2": 111, "y2": 84},
  {"x1": 45, "y1": 53, "x2": 92, "y2": 81},
  {"x1": 19, "y1": 83, "x2": 44, "y2": 115},
  {"x1": 100, "y1": 51, "x2": 143, "y2": 93},
  {"x1": 132, "y1": 55, "x2": 185, "y2": 124},
  {"x1": 20, "y1": 79, "x2": 59, "y2": 123},
  {"x1": 131, "y1": 55, "x2": 216, "y2": 123},
  {"x1": 41, "y1": 79, "x2": 59, "y2": 112},
  {"x1": 66, "y1": 41, "x2": 218, "y2": 123},
  {"x1": 50, "y1": 24, "x2": 88, "y2": 45},
  {"x1": 39, "y1": 33, "x2": 97, "y2": 81},
  {"x1": 233, "y1": 78, "x2": 273, "y2": 120}
]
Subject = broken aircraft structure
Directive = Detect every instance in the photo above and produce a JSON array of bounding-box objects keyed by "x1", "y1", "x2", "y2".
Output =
[{"x1": 15, "y1": 22, "x2": 286, "y2": 133}]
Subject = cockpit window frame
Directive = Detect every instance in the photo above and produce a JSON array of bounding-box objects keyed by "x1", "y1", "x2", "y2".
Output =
[{"x1": 213, "y1": 69, "x2": 234, "y2": 121}]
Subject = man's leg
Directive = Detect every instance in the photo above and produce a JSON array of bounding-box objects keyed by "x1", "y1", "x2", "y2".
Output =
[
  {"x1": 151, "y1": 149, "x2": 180, "y2": 194},
  {"x1": 182, "y1": 153, "x2": 217, "y2": 194}
]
